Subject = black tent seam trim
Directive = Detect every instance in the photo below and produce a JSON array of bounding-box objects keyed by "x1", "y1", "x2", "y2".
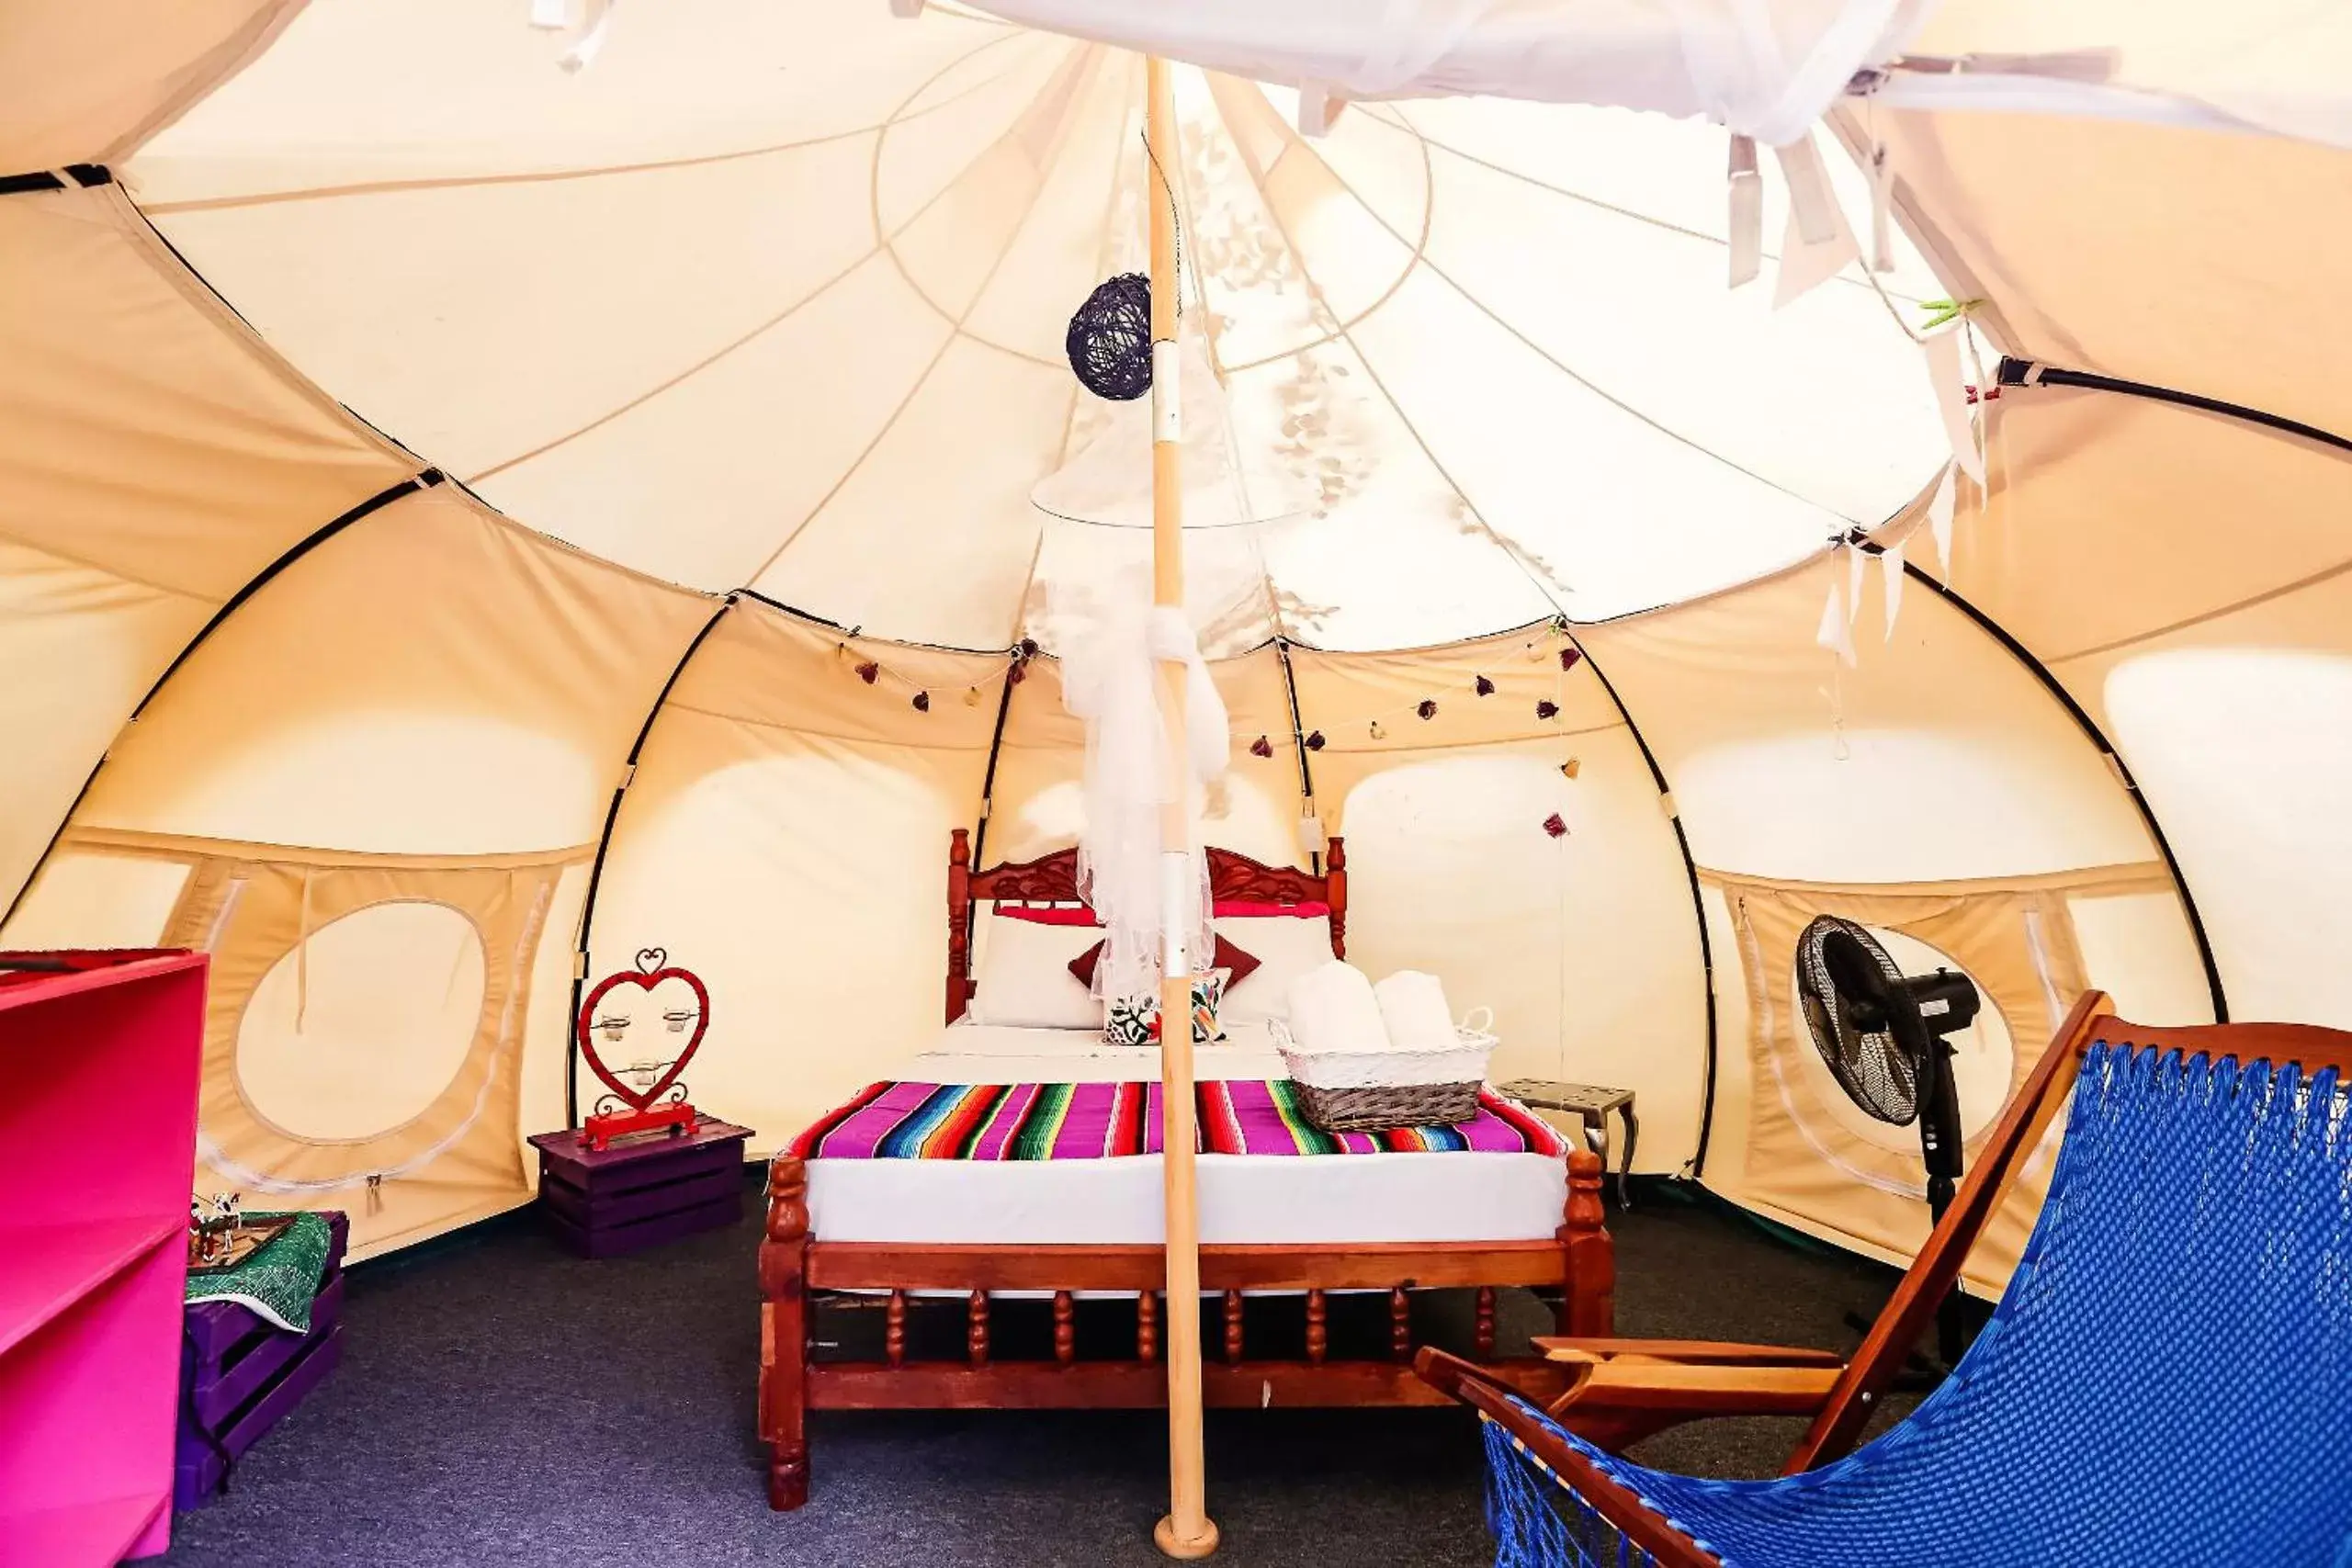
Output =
[
  {"x1": 0, "y1": 468, "x2": 440, "y2": 932},
  {"x1": 1996, "y1": 357, "x2": 2352, "y2": 457},
  {"x1": 1567, "y1": 636, "x2": 1722, "y2": 1179},
  {"x1": 1850, "y1": 533, "x2": 2231, "y2": 1024},
  {"x1": 564, "y1": 593, "x2": 741, "y2": 1127},
  {"x1": 1273, "y1": 637, "x2": 1321, "y2": 874},
  {"x1": 0, "y1": 164, "x2": 111, "y2": 195}
]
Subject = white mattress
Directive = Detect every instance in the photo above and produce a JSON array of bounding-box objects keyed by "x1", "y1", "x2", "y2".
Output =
[{"x1": 805, "y1": 1023, "x2": 1566, "y2": 1247}]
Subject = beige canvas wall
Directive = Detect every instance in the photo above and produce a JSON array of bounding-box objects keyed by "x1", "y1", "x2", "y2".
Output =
[
  {"x1": 66, "y1": 484, "x2": 711, "y2": 852},
  {"x1": 0, "y1": 0, "x2": 303, "y2": 168},
  {"x1": 1861, "y1": 103, "x2": 2351, "y2": 444},
  {"x1": 12, "y1": 827, "x2": 585, "y2": 1259},
  {"x1": 3, "y1": 482, "x2": 713, "y2": 1245},
  {"x1": 1704, "y1": 862, "x2": 2180, "y2": 1295},
  {"x1": 0, "y1": 180, "x2": 412, "y2": 915},
  {"x1": 574, "y1": 613, "x2": 1709, "y2": 1168},
  {"x1": 1577, "y1": 551, "x2": 2160, "y2": 884},
  {"x1": 1916, "y1": 386, "x2": 2352, "y2": 1028},
  {"x1": 1576, "y1": 548, "x2": 2207, "y2": 1258},
  {"x1": 581, "y1": 605, "x2": 1008, "y2": 1147},
  {"x1": 1288, "y1": 627, "x2": 1710, "y2": 1168}
]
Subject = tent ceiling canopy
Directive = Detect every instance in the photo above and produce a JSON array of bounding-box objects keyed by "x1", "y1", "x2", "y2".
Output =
[{"x1": 124, "y1": 0, "x2": 1944, "y2": 656}]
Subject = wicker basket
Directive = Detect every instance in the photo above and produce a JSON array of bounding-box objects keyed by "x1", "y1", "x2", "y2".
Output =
[
  {"x1": 1273, "y1": 1010, "x2": 1498, "y2": 1132},
  {"x1": 1289, "y1": 1077, "x2": 1485, "y2": 1132}
]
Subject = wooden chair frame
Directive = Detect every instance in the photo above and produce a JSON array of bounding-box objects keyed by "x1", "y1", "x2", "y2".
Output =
[
  {"x1": 1417, "y1": 992, "x2": 2352, "y2": 1565},
  {"x1": 758, "y1": 831, "x2": 1612, "y2": 1510}
]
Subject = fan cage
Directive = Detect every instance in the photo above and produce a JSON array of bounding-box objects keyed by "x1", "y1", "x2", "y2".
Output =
[{"x1": 1795, "y1": 915, "x2": 1923, "y2": 1126}]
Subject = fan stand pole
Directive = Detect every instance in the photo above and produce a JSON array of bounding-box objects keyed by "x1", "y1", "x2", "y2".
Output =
[
  {"x1": 1922, "y1": 1040, "x2": 1968, "y2": 1368},
  {"x1": 1147, "y1": 54, "x2": 1218, "y2": 1564}
]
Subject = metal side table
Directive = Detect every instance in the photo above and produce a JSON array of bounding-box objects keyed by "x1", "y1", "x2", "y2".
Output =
[{"x1": 1496, "y1": 1080, "x2": 1637, "y2": 1206}]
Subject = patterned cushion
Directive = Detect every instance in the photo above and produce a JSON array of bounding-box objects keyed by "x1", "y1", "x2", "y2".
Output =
[
  {"x1": 1102, "y1": 969, "x2": 1229, "y2": 1046},
  {"x1": 1072, "y1": 934, "x2": 1258, "y2": 992},
  {"x1": 1103, "y1": 993, "x2": 1157, "y2": 1048}
]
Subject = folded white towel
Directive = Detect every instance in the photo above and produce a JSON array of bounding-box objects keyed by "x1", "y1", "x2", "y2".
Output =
[
  {"x1": 1374, "y1": 970, "x2": 1457, "y2": 1054},
  {"x1": 1284, "y1": 960, "x2": 1387, "y2": 1054}
]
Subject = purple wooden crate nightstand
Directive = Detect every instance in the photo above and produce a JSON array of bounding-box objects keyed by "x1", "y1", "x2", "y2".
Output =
[
  {"x1": 528, "y1": 1118, "x2": 754, "y2": 1258},
  {"x1": 175, "y1": 1210, "x2": 348, "y2": 1510}
]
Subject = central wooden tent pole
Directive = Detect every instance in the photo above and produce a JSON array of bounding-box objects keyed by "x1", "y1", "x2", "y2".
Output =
[{"x1": 1147, "y1": 54, "x2": 1218, "y2": 1563}]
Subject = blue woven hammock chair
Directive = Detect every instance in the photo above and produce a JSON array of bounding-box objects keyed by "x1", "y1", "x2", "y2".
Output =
[{"x1": 1430, "y1": 999, "x2": 2352, "y2": 1568}]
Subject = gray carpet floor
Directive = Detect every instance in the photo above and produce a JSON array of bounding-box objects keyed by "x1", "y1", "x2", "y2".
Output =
[{"x1": 159, "y1": 1180, "x2": 1912, "y2": 1567}]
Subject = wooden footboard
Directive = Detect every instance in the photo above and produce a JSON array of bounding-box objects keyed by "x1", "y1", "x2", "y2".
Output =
[{"x1": 758, "y1": 1147, "x2": 1615, "y2": 1509}]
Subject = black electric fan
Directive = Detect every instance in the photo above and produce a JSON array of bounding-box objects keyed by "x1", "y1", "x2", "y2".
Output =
[{"x1": 1793, "y1": 914, "x2": 1982, "y2": 1363}]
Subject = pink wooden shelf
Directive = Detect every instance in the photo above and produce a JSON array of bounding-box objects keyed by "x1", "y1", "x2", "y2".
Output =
[
  {"x1": 0, "y1": 1494, "x2": 169, "y2": 1568},
  {"x1": 0, "y1": 950, "x2": 207, "y2": 1564},
  {"x1": 0, "y1": 1218, "x2": 182, "y2": 1360},
  {"x1": 0, "y1": 952, "x2": 201, "y2": 1013}
]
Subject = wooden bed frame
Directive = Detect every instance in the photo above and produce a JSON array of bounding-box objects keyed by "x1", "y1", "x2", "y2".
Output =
[
  {"x1": 944, "y1": 828, "x2": 1351, "y2": 1026},
  {"x1": 757, "y1": 830, "x2": 1615, "y2": 1510}
]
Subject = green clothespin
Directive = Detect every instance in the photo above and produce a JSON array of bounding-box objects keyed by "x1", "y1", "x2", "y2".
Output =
[{"x1": 1919, "y1": 298, "x2": 1981, "y2": 332}]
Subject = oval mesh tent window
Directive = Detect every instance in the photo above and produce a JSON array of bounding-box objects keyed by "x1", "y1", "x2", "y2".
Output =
[{"x1": 1065, "y1": 272, "x2": 1153, "y2": 401}]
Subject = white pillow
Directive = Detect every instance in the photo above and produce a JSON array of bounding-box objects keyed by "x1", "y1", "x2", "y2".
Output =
[
  {"x1": 967, "y1": 913, "x2": 1102, "y2": 1030},
  {"x1": 1216, "y1": 914, "x2": 1336, "y2": 1022}
]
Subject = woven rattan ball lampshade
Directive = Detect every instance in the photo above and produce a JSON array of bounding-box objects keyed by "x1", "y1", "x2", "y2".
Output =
[{"x1": 1066, "y1": 272, "x2": 1153, "y2": 400}]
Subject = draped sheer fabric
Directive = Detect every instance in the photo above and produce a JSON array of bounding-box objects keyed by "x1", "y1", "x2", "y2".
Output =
[{"x1": 1051, "y1": 572, "x2": 1231, "y2": 1005}]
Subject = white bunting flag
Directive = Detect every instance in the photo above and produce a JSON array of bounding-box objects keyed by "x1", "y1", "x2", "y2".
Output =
[
  {"x1": 1928, "y1": 465, "x2": 1956, "y2": 577},
  {"x1": 1816, "y1": 579, "x2": 1858, "y2": 668},
  {"x1": 558, "y1": 0, "x2": 616, "y2": 71},
  {"x1": 1772, "y1": 135, "x2": 1859, "y2": 308},
  {"x1": 1728, "y1": 136, "x2": 1761, "y2": 288},
  {"x1": 1882, "y1": 542, "x2": 1905, "y2": 639},
  {"x1": 1924, "y1": 329, "x2": 1986, "y2": 485},
  {"x1": 1869, "y1": 144, "x2": 1895, "y2": 274}
]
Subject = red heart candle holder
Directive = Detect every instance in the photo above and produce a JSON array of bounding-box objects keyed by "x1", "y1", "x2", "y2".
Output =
[{"x1": 576, "y1": 947, "x2": 709, "y2": 1152}]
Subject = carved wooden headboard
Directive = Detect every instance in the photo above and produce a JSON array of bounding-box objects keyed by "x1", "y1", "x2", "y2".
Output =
[{"x1": 945, "y1": 829, "x2": 1347, "y2": 1024}]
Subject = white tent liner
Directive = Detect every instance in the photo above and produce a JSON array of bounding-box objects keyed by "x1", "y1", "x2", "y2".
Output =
[
  {"x1": 119, "y1": 1, "x2": 1949, "y2": 649},
  {"x1": 3, "y1": 1, "x2": 2347, "y2": 1274}
]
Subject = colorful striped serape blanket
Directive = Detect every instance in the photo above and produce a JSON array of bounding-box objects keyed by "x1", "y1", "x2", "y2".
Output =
[{"x1": 790, "y1": 1079, "x2": 1566, "y2": 1161}]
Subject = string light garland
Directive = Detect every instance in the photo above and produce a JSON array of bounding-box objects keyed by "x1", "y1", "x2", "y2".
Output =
[
  {"x1": 828, "y1": 637, "x2": 1026, "y2": 713},
  {"x1": 820, "y1": 621, "x2": 1581, "y2": 845}
]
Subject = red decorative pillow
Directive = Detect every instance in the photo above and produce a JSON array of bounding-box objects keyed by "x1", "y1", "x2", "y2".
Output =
[
  {"x1": 995, "y1": 904, "x2": 1100, "y2": 926},
  {"x1": 1213, "y1": 899, "x2": 1329, "y2": 919},
  {"x1": 1071, "y1": 932, "x2": 1259, "y2": 991}
]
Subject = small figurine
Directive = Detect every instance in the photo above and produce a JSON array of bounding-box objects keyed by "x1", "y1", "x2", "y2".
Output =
[{"x1": 191, "y1": 1192, "x2": 242, "y2": 1266}]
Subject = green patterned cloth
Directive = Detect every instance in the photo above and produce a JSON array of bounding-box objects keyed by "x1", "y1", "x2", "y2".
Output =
[{"x1": 184, "y1": 1212, "x2": 334, "y2": 1334}]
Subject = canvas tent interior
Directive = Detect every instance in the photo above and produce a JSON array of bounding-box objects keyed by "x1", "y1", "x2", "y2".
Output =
[{"x1": 3, "y1": 1, "x2": 2345, "y2": 1306}]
